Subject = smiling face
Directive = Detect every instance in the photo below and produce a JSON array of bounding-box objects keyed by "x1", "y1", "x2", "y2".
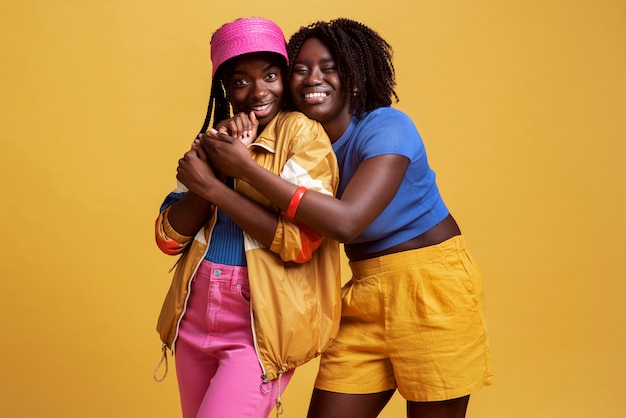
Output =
[
  {"x1": 289, "y1": 37, "x2": 352, "y2": 142},
  {"x1": 228, "y1": 53, "x2": 285, "y2": 129}
]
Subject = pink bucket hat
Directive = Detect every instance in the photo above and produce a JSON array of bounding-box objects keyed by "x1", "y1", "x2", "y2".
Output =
[{"x1": 210, "y1": 17, "x2": 288, "y2": 78}]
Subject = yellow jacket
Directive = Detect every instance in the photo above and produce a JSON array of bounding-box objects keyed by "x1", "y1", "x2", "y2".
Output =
[{"x1": 155, "y1": 110, "x2": 341, "y2": 382}]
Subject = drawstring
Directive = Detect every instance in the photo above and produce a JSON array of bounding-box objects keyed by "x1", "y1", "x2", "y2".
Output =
[
  {"x1": 153, "y1": 343, "x2": 169, "y2": 382},
  {"x1": 274, "y1": 370, "x2": 284, "y2": 417}
]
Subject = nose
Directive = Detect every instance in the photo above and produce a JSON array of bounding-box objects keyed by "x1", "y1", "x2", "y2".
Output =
[
  {"x1": 304, "y1": 67, "x2": 323, "y2": 86},
  {"x1": 250, "y1": 81, "x2": 269, "y2": 100}
]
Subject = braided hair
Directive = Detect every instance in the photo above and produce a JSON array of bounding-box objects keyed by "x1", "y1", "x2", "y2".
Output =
[
  {"x1": 287, "y1": 18, "x2": 399, "y2": 119},
  {"x1": 197, "y1": 62, "x2": 234, "y2": 135}
]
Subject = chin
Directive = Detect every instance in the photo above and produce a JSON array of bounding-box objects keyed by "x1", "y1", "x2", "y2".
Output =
[{"x1": 301, "y1": 108, "x2": 325, "y2": 121}]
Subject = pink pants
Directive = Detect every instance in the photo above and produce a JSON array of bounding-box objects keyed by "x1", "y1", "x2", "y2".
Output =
[{"x1": 175, "y1": 260, "x2": 294, "y2": 418}]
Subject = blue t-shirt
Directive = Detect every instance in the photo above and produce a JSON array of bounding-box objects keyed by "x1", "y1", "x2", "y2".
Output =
[{"x1": 332, "y1": 107, "x2": 449, "y2": 256}]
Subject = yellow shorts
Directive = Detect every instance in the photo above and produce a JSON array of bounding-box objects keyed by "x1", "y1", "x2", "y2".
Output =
[{"x1": 315, "y1": 235, "x2": 494, "y2": 401}]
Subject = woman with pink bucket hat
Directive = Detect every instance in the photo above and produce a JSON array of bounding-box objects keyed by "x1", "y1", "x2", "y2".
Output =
[{"x1": 153, "y1": 17, "x2": 341, "y2": 417}]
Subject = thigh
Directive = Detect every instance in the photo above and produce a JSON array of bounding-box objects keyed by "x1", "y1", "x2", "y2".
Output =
[
  {"x1": 315, "y1": 276, "x2": 396, "y2": 395},
  {"x1": 383, "y1": 237, "x2": 493, "y2": 401},
  {"x1": 407, "y1": 395, "x2": 470, "y2": 418},
  {"x1": 175, "y1": 337, "x2": 218, "y2": 418},
  {"x1": 195, "y1": 263, "x2": 294, "y2": 417},
  {"x1": 199, "y1": 357, "x2": 294, "y2": 418},
  {"x1": 307, "y1": 388, "x2": 395, "y2": 418}
]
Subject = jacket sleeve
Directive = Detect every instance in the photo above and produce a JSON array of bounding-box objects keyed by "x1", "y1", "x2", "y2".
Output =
[
  {"x1": 154, "y1": 188, "x2": 194, "y2": 256},
  {"x1": 268, "y1": 114, "x2": 340, "y2": 263},
  {"x1": 270, "y1": 216, "x2": 324, "y2": 263}
]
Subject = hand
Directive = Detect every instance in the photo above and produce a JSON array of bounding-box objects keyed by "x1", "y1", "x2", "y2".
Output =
[
  {"x1": 216, "y1": 112, "x2": 259, "y2": 147},
  {"x1": 176, "y1": 141, "x2": 219, "y2": 199},
  {"x1": 199, "y1": 129, "x2": 255, "y2": 180}
]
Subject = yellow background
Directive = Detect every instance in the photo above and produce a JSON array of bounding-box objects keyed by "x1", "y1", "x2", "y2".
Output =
[{"x1": 1, "y1": 0, "x2": 625, "y2": 417}]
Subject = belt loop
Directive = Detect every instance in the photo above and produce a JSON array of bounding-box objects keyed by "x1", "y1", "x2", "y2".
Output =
[{"x1": 230, "y1": 265, "x2": 248, "y2": 291}]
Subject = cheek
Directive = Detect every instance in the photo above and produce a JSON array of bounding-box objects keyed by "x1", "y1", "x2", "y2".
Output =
[
  {"x1": 274, "y1": 88, "x2": 284, "y2": 103},
  {"x1": 289, "y1": 78, "x2": 299, "y2": 95},
  {"x1": 228, "y1": 90, "x2": 245, "y2": 112}
]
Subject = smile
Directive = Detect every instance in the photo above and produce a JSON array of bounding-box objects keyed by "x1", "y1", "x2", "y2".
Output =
[
  {"x1": 304, "y1": 92, "x2": 328, "y2": 99},
  {"x1": 249, "y1": 102, "x2": 273, "y2": 112}
]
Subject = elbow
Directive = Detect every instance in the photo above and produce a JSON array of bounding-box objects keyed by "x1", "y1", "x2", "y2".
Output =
[
  {"x1": 156, "y1": 236, "x2": 183, "y2": 255},
  {"x1": 331, "y1": 221, "x2": 364, "y2": 244}
]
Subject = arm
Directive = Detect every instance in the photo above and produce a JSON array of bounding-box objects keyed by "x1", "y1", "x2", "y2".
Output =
[
  {"x1": 155, "y1": 140, "x2": 280, "y2": 256},
  {"x1": 154, "y1": 149, "x2": 214, "y2": 255},
  {"x1": 166, "y1": 192, "x2": 213, "y2": 236},
  {"x1": 198, "y1": 112, "x2": 341, "y2": 260},
  {"x1": 154, "y1": 190, "x2": 205, "y2": 256},
  {"x1": 201, "y1": 131, "x2": 409, "y2": 243},
  {"x1": 175, "y1": 143, "x2": 280, "y2": 248}
]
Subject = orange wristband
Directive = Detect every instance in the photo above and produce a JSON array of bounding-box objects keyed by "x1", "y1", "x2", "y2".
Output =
[{"x1": 286, "y1": 186, "x2": 308, "y2": 219}]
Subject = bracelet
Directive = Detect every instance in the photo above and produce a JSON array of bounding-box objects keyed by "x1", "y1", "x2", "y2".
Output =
[{"x1": 286, "y1": 186, "x2": 308, "y2": 219}]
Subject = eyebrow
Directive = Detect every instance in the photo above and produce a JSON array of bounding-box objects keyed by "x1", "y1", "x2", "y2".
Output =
[
  {"x1": 232, "y1": 63, "x2": 282, "y2": 75},
  {"x1": 294, "y1": 56, "x2": 335, "y2": 66}
]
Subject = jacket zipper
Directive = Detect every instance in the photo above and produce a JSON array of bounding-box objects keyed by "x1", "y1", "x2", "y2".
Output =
[
  {"x1": 235, "y1": 176, "x2": 270, "y2": 387},
  {"x1": 171, "y1": 213, "x2": 216, "y2": 353},
  {"x1": 248, "y1": 298, "x2": 270, "y2": 388}
]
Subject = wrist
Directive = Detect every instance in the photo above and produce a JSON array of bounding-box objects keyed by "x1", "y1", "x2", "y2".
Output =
[
  {"x1": 284, "y1": 186, "x2": 308, "y2": 219},
  {"x1": 236, "y1": 159, "x2": 257, "y2": 184}
]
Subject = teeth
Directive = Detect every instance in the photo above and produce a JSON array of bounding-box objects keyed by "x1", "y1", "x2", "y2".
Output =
[
  {"x1": 250, "y1": 104, "x2": 270, "y2": 111},
  {"x1": 304, "y1": 92, "x2": 327, "y2": 99}
]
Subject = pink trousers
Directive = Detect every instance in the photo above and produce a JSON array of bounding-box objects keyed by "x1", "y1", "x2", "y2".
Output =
[{"x1": 175, "y1": 260, "x2": 294, "y2": 418}]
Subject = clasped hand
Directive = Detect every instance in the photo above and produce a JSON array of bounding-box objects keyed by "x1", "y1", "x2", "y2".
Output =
[
  {"x1": 198, "y1": 112, "x2": 258, "y2": 179},
  {"x1": 176, "y1": 112, "x2": 258, "y2": 196}
]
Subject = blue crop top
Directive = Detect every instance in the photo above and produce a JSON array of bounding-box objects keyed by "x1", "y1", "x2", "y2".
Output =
[{"x1": 332, "y1": 107, "x2": 449, "y2": 256}]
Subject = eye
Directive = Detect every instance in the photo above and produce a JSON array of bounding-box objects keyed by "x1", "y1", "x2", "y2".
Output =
[
  {"x1": 233, "y1": 78, "x2": 249, "y2": 86},
  {"x1": 322, "y1": 65, "x2": 337, "y2": 73},
  {"x1": 292, "y1": 65, "x2": 309, "y2": 74},
  {"x1": 266, "y1": 72, "x2": 278, "y2": 81}
]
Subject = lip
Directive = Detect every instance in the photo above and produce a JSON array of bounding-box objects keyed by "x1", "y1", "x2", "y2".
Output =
[{"x1": 246, "y1": 101, "x2": 276, "y2": 117}]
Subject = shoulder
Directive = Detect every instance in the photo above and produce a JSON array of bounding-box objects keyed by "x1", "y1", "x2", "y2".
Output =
[
  {"x1": 272, "y1": 111, "x2": 330, "y2": 148},
  {"x1": 361, "y1": 107, "x2": 414, "y2": 127},
  {"x1": 353, "y1": 107, "x2": 422, "y2": 157},
  {"x1": 275, "y1": 110, "x2": 325, "y2": 133},
  {"x1": 350, "y1": 108, "x2": 418, "y2": 140}
]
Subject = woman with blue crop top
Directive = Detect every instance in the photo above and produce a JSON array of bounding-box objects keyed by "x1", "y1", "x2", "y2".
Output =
[{"x1": 200, "y1": 18, "x2": 493, "y2": 418}]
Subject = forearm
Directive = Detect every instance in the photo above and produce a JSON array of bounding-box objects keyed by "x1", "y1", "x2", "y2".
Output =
[
  {"x1": 166, "y1": 192, "x2": 213, "y2": 236},
  {"x1": 237, "y1": 155, "x2": 409, "y2": 243},
  {"x1": 200, "y1": 129, "x2": 401, "y2": 243},
  {"x1": 198, "y1": 178, "x2": 278, "y2": 248},
  {"x1": 237, "y1": 161, "x2": 358, "y2": 242}
]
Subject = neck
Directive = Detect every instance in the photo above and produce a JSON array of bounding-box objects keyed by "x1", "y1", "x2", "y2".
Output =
[{"x1": 323, "y1": 113, "x2": 352, "y2": 143}]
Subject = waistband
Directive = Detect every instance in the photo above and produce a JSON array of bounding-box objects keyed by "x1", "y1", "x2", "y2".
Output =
[
  {"x1": 195, "y1": 259, "x2": 249, "y2": 289},
  {"x1": 348, "y1": 235, "x2": 467, "y2": 277}
]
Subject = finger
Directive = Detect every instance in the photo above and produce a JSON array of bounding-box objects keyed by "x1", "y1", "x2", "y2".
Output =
[
  {"x1": 229, "y1": 113, "x2": 251, "y2": 139},
  {"x1": 250, "y1": 111, "x2": 258, "y2": 128},
  {"x1": 236, "y1": 112, "x2": 257, "y2": 146},
  {"x1": 194, "y1": 142, "x2": 208, "y2": 161},
  {"x1": 219, "y1": 119, "x2": 238, "y2": 136},
  {"x1": 250, "y1": 111, "x2": 259, "y2": 136},
  {"x1": 216, "y1": 132, "x2": 235, "y2": 143}
]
